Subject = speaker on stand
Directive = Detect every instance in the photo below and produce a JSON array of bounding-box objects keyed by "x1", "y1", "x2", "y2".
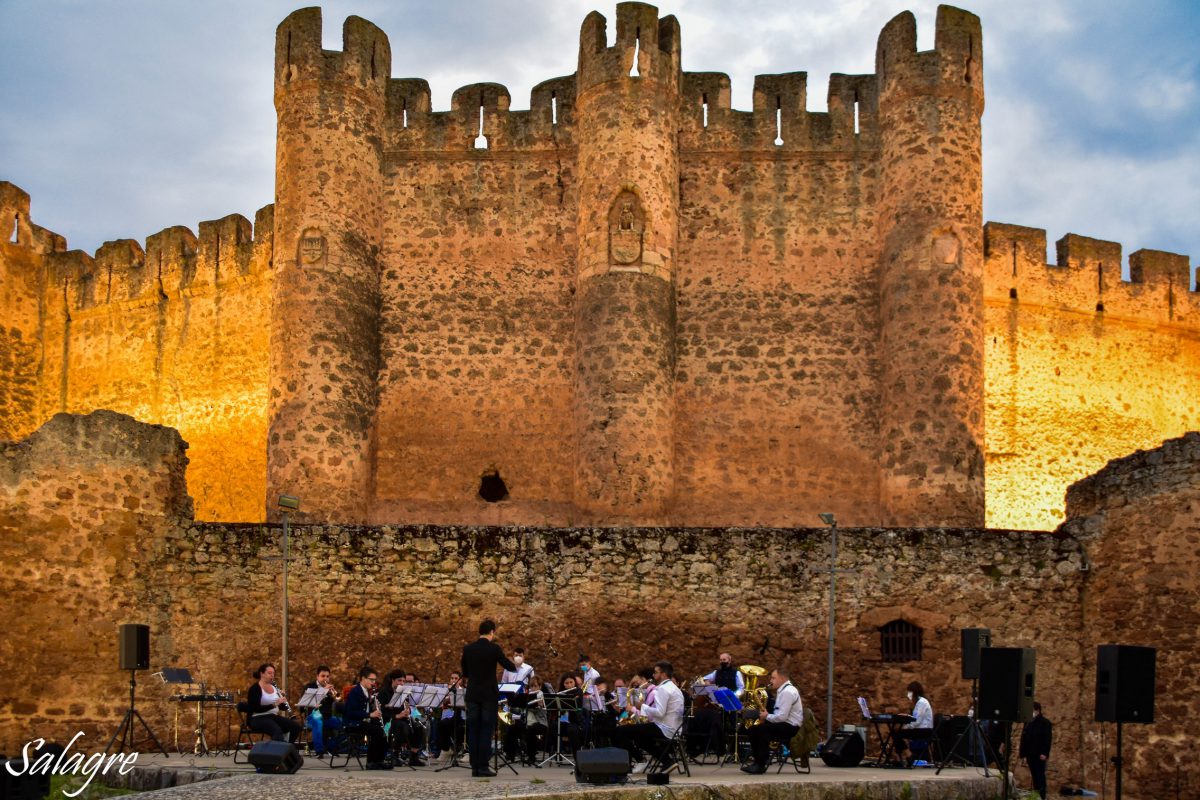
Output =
[
  {"x1": 104, "y1": 624, "x2": 169, "y2": 757},
  {"x1": 978, "y1": 647, "x2": 1036, "y2": 800},
  {"x1": 1095, "y1": 644, "x2": 1156, "y2": 800}
]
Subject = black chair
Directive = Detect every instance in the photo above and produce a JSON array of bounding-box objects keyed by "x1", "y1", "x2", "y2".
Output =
[
  {"x1": 646, "y1": 722, "x2": 690, "y2": 777},
  {"x1": 769, "y1": 739, "x2": 812, "y2": 774},
  {"x1": 233, "y1": 702, "x2": 272, "y2": 764},
  {"x1": 326, "y1": 723, "x2": 369, "y2": 770}
]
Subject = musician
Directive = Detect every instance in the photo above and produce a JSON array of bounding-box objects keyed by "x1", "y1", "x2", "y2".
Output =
[
  {"x1": 303, "y1": 665, "x2": 342, "y2": 757},
  {"x1": 500, "y1": 648, "x2": 534, "y2": 685},
  {"x1": 703, "y1": 653, "x2": 746, "y2": 697},
  {"x1": 343, "y1": 666, "x2": 391, "y2": 769},
  {"x1": 741, "y1": 667, "x2": 803, "y2": 774},
  {"x1": 434, "y1": 670, "x2": 465, "y2": 760},
  {"x1": 379, "y1": 671, "x2": 427, "y2": 766},
  {"x1": 893, "y1": 681, "x2": 934, "y2": 765},
  {"x1": 590, "y1": 677, "x2": 617, "y2": 746},
  {"x1": 460, "y1": 619, "x2": 518, "y2": 777},
  {"x1": 511, "y1": 672, "x2": 549, "y2": 765},
  {"x1": 610, "y1": 661, "x2": 684, "y2": 772},
  {"x1": 578, "y1": 656, "x2": 602, "y2": 711},
  {"x1": 245, "y1": 663, "x2": 303, "y2": 744},
  {"x1": 553, "y1": 674, "x2": 585, "y2": 754}
]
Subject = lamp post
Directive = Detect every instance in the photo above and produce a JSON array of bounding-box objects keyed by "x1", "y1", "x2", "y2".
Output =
[
  {"x1": 818, "y1": 512, "x2": 843, "y2": 740},
  {"x1": 277, "y1": 494, "x2": 300, "y2": 696}
]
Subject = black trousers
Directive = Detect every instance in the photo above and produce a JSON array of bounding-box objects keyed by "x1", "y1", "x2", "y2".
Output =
[
  {"x1": 610, "y1": 722, "x2": 668, "y2": 763},
  {"x1": 466, "y1": 700, "x2": 497, "y2": 772},
  {"x1": 748, "y1": 721, "x2": 799, "y2": 767},
  {"x1": 1028, "y1": 757, "x2": 1048, "y2": 798},
  {"x1": 248, "y1": 713, "x2": 303, "y2": 743}
]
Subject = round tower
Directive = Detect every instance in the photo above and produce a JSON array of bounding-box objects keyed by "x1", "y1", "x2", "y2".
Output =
[
  {"x1": 267, "y1": 9, "x2": 390, "y2": 523},
  {"x1": 573, "y1": 3, "x2": 681, "y2": 524},
  {"x1": 876, "y1": 6, "x2": 985, "y2": 527}
]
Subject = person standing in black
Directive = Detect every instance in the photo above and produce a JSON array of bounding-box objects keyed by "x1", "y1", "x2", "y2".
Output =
[
  {"x1": 461, "y1": 619, "x2": 517, "y2": 777},
  {"x1": 1019, "y1": 702, "x2": 1052, "y2": 799}
]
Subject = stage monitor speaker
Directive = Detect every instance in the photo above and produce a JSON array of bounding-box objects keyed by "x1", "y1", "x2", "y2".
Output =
[
  {"x1": 118, "y1": 624, "x2": 149, "y2": 671},
  {"x1": 1095, "y1": 644, "x2": 1156, "y2": 723},
  {"x1": 961, "y1": 628, "x2": 992, "y2": 680},
  {"x1": 575, "y1": 746, "x2": 630, "y2": 784},
  {"x1": 978, "y1": 647, "x2": 1035, "y2": 722},
  {"x1": 819, "y1": 731, "x2": 864, "y2": 767},
  {"x1": 1, "y1": 758, "x2": 51, "y2": 800},
  {"x1": 247, "y1": 740, "x2": 303, "y2": 774}
]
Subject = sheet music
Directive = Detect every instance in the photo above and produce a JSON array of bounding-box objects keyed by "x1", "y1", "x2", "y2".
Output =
[
  {"x1": 616, "y1": 687, "x2": 627, "y2": 706},
  {"x1": 297, "y1": 687, "x2": 328, "y2": 709},
  {"x1": 498, "y1": 682, "x2": 524, "y2": 694},
  {"x1": 857, "y1": 696, "x2": 871, "y2": 719},
  {"x1": 387, "y1": 686, "x2": 412, "y2": 709}
]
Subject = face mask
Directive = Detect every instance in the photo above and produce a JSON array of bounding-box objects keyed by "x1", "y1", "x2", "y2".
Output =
[
  {"x1": 720, "y1": 662, "x2": 730, "y2": 668},
  {"x1": 514, "y1": 656, "x2": 524, "y2": 665},
  {"x1": 907, "y1": 692, "x2": 914, "y2": 701}
]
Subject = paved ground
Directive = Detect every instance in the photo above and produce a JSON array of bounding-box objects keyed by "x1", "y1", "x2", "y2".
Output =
[{"x1": 114, "y1": 753, "x2": 1005, "y2": 799}]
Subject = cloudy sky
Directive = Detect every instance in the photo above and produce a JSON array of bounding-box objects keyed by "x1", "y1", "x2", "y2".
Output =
[{"x1": 1, "y1": 1, "x2": 1196, "y2": 285}]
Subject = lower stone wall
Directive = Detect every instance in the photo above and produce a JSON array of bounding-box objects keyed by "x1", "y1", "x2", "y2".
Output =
[
  {"x1": 1063, "y1": 432, "x2": 1200, "y2": 799},
  {"x1": 2, "y1": 412, "x2": 1197, "y2": 799}
]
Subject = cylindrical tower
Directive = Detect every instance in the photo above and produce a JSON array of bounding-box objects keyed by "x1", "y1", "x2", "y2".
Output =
[
  {"x1": 876, "y1": 6, "x2": 985, "y2": 526},
  {"x1": 267, "y1": 9, "x2": 390, "y2": 523},
  {"x1": 573, "y1": 3, "x2": 681, "y2": 524}
]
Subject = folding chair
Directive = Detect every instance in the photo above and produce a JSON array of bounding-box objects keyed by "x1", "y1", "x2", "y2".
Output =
[
  {"x1": 647, "y1": 722, "x2": 691, "y2": 777},
  {"x1": 326, "y1": 723, "x2": 369, "y2": 770},
  {"x1": 233, "y1": 702, "x2": 272, "y2": 764}
]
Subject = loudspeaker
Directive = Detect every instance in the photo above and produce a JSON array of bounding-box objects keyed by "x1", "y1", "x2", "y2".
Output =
[
  {"x1": 118, "y1": 624, "x2": 149, "y2": 671},
  {"x1": 819, "y1": 731, "x2": 865, "y2": 767},
  {"x1": 1, "y1": 759, "x2": 51, "y2": 800},
  {"x1": 978, "y1": 647, "x2": 1036, "y2": 722},
  {"x1": 1095, "y1": 644, "x2": 1156, "y2": 723},
  {"x1": 574, "y1": 747, "x2": 630, "y2": 784},
  {"x1": 961, "y1": 628, "x2": 992, "y2": 680},
  {"x1": 247, "y1": 740, "x2": 303, "y2": 774}
]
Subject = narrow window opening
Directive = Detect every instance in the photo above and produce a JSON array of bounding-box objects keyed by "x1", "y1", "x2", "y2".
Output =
[
  {"x1": 285, "y1": 32, "x2": 291, "y2": 74},
  {"x1": 551, "y1": 91, "x2": 558, "y2": 125},
  {"x1": 880, "y1": 619, "x2": 923, "y2": 662},
  {"x1": 479, "y1": 470, "x2": 509, "y2": 503},
  {"x1": 9, "y1": 214, "x2": 18, "y2": 244},
  {"x1": 1095, "y1": 263, "x2": 1105, "y2": 313},
  {"x1": 474, "y1": 99, "x2": 488, "y2": 149},
  {"x1": 1009, "y1": 287, "x2": 1018, "y2": 300},
  {"x1": 402, "y1": 99, "x2": 408, "y2": 129},
  {"x1": 370, "y1": 45, "x2": 376, "y2": 79},
  {"x1": 853, "y1": 91, "x2": 860, "y2": 134},
  {"x1": 965, "y1": 35, "x2": 974, "y2": 84},
  {"x1": 774, "y1": 96, "x2": 783, "y2": 146},
  {"x1": 214, "y1": 231, "x2": 221, "y2": 276},
  {"x1": 630, "y1": 28, "x2": 641, "y2": 77},
  {"x1": 1010, "y1": 241, "x2": 1018, "y2": 277},
  {"x1": 1096, "y1": 301, "x2": 1105, "y2": 313},
  {"x1": 702, "y1": 92, "x2": 709, "y2": 128}
]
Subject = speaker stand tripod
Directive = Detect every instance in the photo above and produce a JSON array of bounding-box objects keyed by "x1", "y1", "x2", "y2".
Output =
[
  {"x1": 105, "y1": 669, "x2": 169, "y2": 757},
  {"x1": 1111, "y1": 721, "x2": 1125, "y2": 800},
  {"x1": 936, "y1": 681, "x2": 1000, "y2": 776}
]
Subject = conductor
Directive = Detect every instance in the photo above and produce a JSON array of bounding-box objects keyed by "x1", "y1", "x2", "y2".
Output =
[{"x1": 461, "y1": 619, "x2": 517, "y2": 777}]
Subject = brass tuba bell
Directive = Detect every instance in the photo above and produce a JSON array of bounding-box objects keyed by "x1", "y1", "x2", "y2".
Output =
[{"x1": 739, "y1": 665, "x2": 769, "y2": 727}]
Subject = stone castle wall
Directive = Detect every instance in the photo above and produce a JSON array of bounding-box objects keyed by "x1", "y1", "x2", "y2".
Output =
[
  {"x1": 984, "y1": 223, "x2": 1200, "y2": 530},
  {"x1": 1, "y1": 5, "x2": 1198, "y2": 532}
]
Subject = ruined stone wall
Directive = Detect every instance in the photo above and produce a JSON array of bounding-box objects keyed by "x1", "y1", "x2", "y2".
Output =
[
  {"x1": 0, "y1": 411, "x2": 190, "y2": 751},
  {"x1": 0, "y1": 189, "x2": 275, "y2": 523},
  {"x1": 1061, "y1": 432, "x2": 1200, "y2": 799},
  {"x1": 984, "y1": 223, "x2": 1200, "y2": 530}
]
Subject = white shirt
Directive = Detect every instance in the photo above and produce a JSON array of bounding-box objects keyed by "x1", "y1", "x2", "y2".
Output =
[
  {"x1": 766, "y1": 681, "x2": 804, "y2": 727},
  {"x1": 906, "y1": 696, "x2": 934, "y2": 729},
  {"x1": 581, "y1": 666, "x2": 603, "y2": 711},
  {"x1": 702, "y1": 668, "x2": 746, "y2": 697},
  {"x1": 501, "y1": 662, "x2": 533, "y2": 685},
  {"x1": 643, "y1": 679, "x2": 685, "y2": 737}
]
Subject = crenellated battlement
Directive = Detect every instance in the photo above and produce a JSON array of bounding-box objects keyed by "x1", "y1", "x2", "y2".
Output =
[
  {"x1": 985, "y1": 222, "x2": 1199, "y2": 328},
  {"x1": 274, "y1": 8, "x2": 390, "y2": 96},
  {"x1": 0, "y1": 182, "x2": 274, "y2": 314},
  {"x1": 876, "y1": 5, "x2": 983, "y2": 110},
  {"x1": 577, "y1": 3, "x2": 681, "y2": 95}
]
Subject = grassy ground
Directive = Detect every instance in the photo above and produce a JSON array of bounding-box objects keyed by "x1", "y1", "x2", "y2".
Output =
[{"x1": 48, "y1": 773, "x2": 138, "y2": 799}]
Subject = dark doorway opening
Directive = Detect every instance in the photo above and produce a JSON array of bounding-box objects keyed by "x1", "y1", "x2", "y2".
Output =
[{"x1": 479, "y1": 470, "x2": 509, "y2": 503}]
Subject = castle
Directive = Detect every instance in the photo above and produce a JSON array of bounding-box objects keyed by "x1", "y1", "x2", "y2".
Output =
[{"x1": 1, "y1": 3, "x2": 1197, "y2": 532}]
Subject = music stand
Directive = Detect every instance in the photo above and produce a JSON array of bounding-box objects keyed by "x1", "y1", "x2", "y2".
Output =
[
  {"x1": 539, "y1": 692, "x2": 580, "y2": 768},
  {"x1": 434, "y1": 686, "x2": 470, "y2": 772},
  {"x1": 711, "y1": 688, "x2": 743, "y2": 766},
  {"x1": 382, "y1": 687, "x2": 418, "y2": 771},
  {"x1": 936, "y1": 682, "x2": 1000, "y2": 777}
]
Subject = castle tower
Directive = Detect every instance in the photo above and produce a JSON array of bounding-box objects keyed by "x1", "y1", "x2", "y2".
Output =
[
  {"x1": 267, "y1": 9, "x2": 390, "y2": 523},
  {"x1": 876, "y1": 6, "x2": 986, "y2": 526},
  {"x1": 573, "y1": 3, "x2": 681, "y2": 523}
]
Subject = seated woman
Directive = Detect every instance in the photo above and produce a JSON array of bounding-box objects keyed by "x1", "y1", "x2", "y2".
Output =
[
  {"x1": 893, "y1": 681, "x2": 934, "y2": 766},
  {"x1": 246, "y1": 663, "x2": 303, "y2": 744}
]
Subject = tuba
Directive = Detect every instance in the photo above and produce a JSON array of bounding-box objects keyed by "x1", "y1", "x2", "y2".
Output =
[
  {"x1": 618, "y1": 686, "x2": 646, "y2": 725},
  {"x1": 739, "y1": 665, "x2": 768, "y2": 727}
]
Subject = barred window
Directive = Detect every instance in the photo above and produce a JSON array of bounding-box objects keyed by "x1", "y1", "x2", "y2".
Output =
[{"x1": 880, "y1": 619, "x2": 923, "y2": 662}]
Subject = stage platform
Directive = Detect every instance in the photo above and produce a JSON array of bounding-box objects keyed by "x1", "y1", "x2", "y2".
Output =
[{"x1": 103, "y1": 753, "x2": 1007, "y2": 799}]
